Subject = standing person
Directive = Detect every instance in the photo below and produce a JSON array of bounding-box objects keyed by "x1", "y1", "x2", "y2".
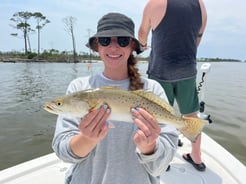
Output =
[
  {"x1": 52, "y1": 12, "x2": 178, "y2": 184},
  {"x1": 138, "y1": 0, "x2": 207, "y2": 171}
]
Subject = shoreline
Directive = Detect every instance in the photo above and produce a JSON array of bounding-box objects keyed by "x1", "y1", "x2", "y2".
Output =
[
  {"x1": 0, "y1": 56, "x2": 100, "y2": 63},
  {"x1": 0, "y1": 56, "x2": 244, "y2": 63}
]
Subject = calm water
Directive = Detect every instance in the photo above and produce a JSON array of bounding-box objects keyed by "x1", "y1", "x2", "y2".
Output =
[{"x1": 0, "y1": 62, "x2": 245, "y2": 170}]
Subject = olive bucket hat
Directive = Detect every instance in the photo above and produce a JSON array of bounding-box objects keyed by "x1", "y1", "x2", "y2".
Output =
[{"x1": 87, "y1": 12, "x2": 143, "y2": 54}]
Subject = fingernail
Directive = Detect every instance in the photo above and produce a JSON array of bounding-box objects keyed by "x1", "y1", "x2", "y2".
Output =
[
  {"x1": 135, "y1": 107, "x2": 140, "y2": 111},
  {"x1": 106, "y1": 108, "x2": 110, "y2": 113},
  {"x1": 131, "y1": 108, "x2": 136, "y2": 113},
  {"x1": 103, "y1": 104, "x2": 108, "y2": 109}
]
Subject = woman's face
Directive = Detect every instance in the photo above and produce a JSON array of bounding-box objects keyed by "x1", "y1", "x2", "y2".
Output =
[{"x1": 97, "y1": 37, "x2": 135, "y2": 70}]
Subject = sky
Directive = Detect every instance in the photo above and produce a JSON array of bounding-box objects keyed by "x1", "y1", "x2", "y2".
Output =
[{"x1": 1, "y1": 0, "x2": 246, "y2": 61}]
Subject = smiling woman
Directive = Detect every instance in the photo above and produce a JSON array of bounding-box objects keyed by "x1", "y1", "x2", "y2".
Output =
[
  {"x1": 87, "y1": 12, "x2": 144, "y2": 89},
  {"x1": 51, "y1": 12, "x2": 178, "y2": 184}
]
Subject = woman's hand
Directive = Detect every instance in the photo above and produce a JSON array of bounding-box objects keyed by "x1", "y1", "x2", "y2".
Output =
[
  {"x1": 70, "y1": 104, "x2": 111, "y2": 157},
  {"x1": 79, "y1": 104, "x2": 111, "y2": 142},
  {"x1": 131, "y1": 107, "x2": 161, "y2": 155}
]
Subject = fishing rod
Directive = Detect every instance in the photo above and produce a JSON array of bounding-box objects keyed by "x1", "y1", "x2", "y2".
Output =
[{"x1": 197, "y1": 63, "x2": 212, "y2": 123}]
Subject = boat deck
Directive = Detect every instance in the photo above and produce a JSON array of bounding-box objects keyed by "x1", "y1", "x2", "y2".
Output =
[
  {"x1": 161, "y1": 134, "x2": 245, "y2": 184},
  {"x1": 0, "y1": 133, "x2": 245, "y2": 184}
]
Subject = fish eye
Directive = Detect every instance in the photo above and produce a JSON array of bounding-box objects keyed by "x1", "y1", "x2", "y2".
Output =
[{"x1": 56, "y1": 101, "x2": 62, "y2": 106}]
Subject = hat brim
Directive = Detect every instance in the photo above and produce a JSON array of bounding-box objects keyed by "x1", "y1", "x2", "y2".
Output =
[{"x1": 87, "y1": 29, "x2": 143, "y2": 54}]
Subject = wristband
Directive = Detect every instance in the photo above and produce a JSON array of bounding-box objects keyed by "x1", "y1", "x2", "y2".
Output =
[{"x1": 198, "y1": 33, "x2": 203, "y2": 38}]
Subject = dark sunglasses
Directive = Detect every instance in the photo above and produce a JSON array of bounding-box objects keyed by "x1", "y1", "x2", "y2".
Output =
[{"x1": 97, "y1": 37, "x2": 131, "y2": 47}]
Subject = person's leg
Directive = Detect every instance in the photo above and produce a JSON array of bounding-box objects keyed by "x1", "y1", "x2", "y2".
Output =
[
  {"x1": 183, "y1": 113, "x2": 202, "y2": 164},
  {"x1": 160, "y1": 82, "x2": 175, "y2": 106},
  {"x1": 148, "y1": 77, "x2": 176, "y2": 171},
  {"x1": 191, "y1": 133, "x2": 202, "y2": 163},
  {"x1": 175, "y1": 77, "x2": 199, "y2": 115},
  {"x1": 148, "y1": 76, "x2": 175, "y2": 106},
  {"x1": 175, "y1": 77, "x2": 206, "y2": 171}
]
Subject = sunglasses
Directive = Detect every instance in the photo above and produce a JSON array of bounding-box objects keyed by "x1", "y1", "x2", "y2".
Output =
[{"x1": 97, "y1": 37, "x2": 131, "y2": 47}]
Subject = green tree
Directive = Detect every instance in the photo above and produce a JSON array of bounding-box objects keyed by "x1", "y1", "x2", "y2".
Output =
[
  {"x1": 10, "y1": 11, "x2": 34, "y2": 54},
  {"x1": 63, "y1": 16, "x2": 77, "y2": 62},
  {"x1": 32, "y1": 12, "x2": 50, "y2": 56}
]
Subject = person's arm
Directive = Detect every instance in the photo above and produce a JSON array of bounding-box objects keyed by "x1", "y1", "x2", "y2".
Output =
[
  {"x1": 138, "y1": 1, "x2": 152, "y2": 48},
  {"x1": 132, "y1": 106, "x2": 178, "y2": 176},
  {"x1": 138, "y1": 0, "x2": 167, "y2": 49},
  {"x1": 70, "y1": 105, "x2": 110, "y2": 157},
  {"x1": 136, "y1": 129, "x2": 178, "y2": 176},
  {"x1": 52, "y1": 78, "x2": 110, "y2": 162},
  {"x1": 52, "y1": 107, "x2": 110, "y2": 163},
  {"x1": 133, "y1": 81, "x2": 178, "y2": 176},
  {"x1": 197, "y1": 0, "x2": 207, "y2": 46}
]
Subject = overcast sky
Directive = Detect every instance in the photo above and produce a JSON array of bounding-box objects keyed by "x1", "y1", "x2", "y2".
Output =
[{"x1": 1, "y1": 0, "x2": 245, "y2": 60}]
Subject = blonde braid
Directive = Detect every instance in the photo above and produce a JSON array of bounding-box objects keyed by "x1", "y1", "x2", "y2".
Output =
[{"x1": 128, "y1": 54, "x2": 144, "y2": 90}]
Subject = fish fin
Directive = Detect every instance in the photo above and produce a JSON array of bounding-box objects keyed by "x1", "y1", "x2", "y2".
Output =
[
  {"x1": 179, "y1": 117, "x2": 206, "y2": 142},
  {"x1": 88, "y1": 100, "x2": 105, "y2": 112},
  {"x1": 101, "y1": 86, "x2": 122, "y2": 90},
  {"x1": 132, "y1": 90, "x2": 174, "y2": 114}
]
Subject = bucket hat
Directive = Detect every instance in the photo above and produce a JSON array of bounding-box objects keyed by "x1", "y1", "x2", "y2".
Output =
[{"x1": 87, "y1": 12, "x2": 143, "y2": 54}]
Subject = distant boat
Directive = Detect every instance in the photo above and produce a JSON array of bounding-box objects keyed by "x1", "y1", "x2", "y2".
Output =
[{"x1": 0, "y1": 133, "x2": 245, "y2": 184}]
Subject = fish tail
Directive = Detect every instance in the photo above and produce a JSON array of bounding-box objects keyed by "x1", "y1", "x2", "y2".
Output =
[{"x1": 179, "y1": 117, "x2": 206, "y2": 143}]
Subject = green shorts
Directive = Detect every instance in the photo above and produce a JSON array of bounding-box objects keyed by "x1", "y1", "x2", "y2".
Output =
[{"x1": 150, "y1": 76, "x2": 199, "y2": 115}]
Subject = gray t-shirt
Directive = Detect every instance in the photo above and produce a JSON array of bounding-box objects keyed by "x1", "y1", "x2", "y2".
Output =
[{"x1": 52, "y1": 73, "x2": 178, "y2": 184}]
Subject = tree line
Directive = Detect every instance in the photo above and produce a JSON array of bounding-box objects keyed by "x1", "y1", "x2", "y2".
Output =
[
  {"x1": 10, "y1": 11, "x2": 79, "y2": 62},
  {"x1": 8, "y1": 11, "x2": 244, "y2": 63}
]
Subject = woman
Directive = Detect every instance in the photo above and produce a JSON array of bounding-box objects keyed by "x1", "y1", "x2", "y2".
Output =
[{"x1": 52, "y1": 12, "x2": 178, "y2": 184}]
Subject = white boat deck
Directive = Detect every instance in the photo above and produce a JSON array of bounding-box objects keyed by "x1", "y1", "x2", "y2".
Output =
[
  {"x1": 0, "y1": 133, "x2": 245, "y2": 184},
  {"x1": 161, "y1": 133, "x2": 246, "y2": 184}
]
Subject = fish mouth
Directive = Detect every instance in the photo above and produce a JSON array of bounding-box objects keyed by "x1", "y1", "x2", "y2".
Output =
[
  {"x1": 44, "y1": 104, "x2": 53, "y2": 111},
  {"x1": 43, "y1": 103, "x2": 60, "y2": 114}
]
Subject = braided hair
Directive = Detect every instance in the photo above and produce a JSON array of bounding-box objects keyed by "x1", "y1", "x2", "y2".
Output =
[{"x1": 127, "y1": 54, "x2": 144, "y2": 91}]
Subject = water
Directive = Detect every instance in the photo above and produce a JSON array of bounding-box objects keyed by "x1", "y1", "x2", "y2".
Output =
[{"x1": 0, "y1": 61, "x2": 245, "y2": 170}]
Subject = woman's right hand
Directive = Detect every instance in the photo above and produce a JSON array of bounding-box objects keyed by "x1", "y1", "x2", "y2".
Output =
[
  {"x1": 79, "y1": 104, "x2": 111, "y2": 142},
  {"x1": 70, "y1": 104, "x2": 111, "y2": 157}
]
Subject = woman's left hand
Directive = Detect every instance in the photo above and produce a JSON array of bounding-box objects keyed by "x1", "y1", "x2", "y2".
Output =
[{"x1": 131, "y1": 107, "x2": 161, "y2": 155}]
